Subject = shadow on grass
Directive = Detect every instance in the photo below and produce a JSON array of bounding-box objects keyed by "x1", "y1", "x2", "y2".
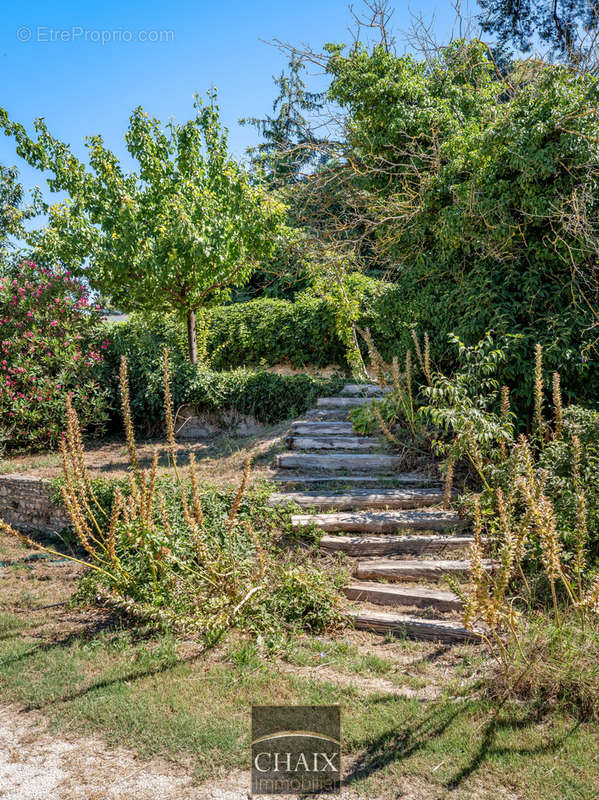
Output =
[
  {"x1": 344, "y1": 693, "x2": 582, "y2": 793},
  {"x1": 0, "y1": 607, "x2": 207, "y2": 712}
]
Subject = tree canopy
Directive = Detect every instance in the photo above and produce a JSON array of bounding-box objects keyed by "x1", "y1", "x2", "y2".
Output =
[
  {"x1": 315, "y1": 38, "x2": 599, "y2": 399},
  {"x1": 0, "y1": 92, "x2": 287, "y2": 362},
  {"x1": 478, "y1": 0, "x2": 599, "y2": 70}
]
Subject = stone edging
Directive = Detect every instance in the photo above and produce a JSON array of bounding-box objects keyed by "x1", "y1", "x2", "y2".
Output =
[{"x1": 0, "y1": 474, "x2": 70, "y2": 535}]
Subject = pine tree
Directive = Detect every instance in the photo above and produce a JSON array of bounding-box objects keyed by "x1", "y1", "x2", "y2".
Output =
[{"x1": 240, "y1": 55, "x2": 324, "y2": 188}]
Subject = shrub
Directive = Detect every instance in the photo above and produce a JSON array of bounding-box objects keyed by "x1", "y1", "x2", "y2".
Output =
[
  {"x1": 106, "y1": 316, "x2": 346, "y2": 433},
  {"x1": 0, "y1": 261, "x2": 110, "y2": 451},
  {"x1": 199, "y1": 293, "x2": 344, "y2": 369},
  {"x1": 0, "y1": 353, "x2": 344, "y2": 644}
]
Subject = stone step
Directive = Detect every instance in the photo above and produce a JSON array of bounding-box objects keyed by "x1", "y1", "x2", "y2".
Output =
[
  {"x1": 269, "y1": 487, "x2": 445, "y2": 511},
  {"x1": 340, "y1": 384, "x2": 385, "y2": 397},
  {"x1": 355, "y1": 558, "x2": 492, "y2": 582},
  {"x1": 277, "y1": 453, "x2": 404, "y2": 472},
  {"x1": 291, "y1": 510, "x2": 466, "y2": 534},
  {"x1": 271, "y1": 474, "x2": 439, "y2": 490},
  {"x1": 291, "y1": 422, "x2": 355, "y2": 435},
  {"x1": 344, "y1": 581, "x2": 463, "y2": 611},
  {"x1": 320, "y1": 533, "x2": 476, "y2": 556},
  {"x1": 348, "y1": 609, "x2": 481, "y2": 643},
  {"x1": 286, "y1": 436, "x2": 381, "y2": 452},
  {"x1": 317, "y1": 396, "x2": 373, "y2": 408},
  {"x1": 304, "y1": 409, "x2": 352, "y2": 421}
]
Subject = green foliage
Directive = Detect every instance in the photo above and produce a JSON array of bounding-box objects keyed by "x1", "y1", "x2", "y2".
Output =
[
  {"x1": 251, "y1": 564, "x2": 344, "y2": 634},
  {"x1": 107, "y1": 276, "x2": 403, "y2": 374},
  {"x1": 483, "y1": 405, "x2": 599, "y2": 564},
  {"x1": 105, "y1": 316, "x2": 346, "y2": 432},
  {"x1": 0, "y1": 261, "x2": 109, "y2": 451},
  {"x1": 0, "y1": 166, "x2": 40, "y2": 267},
  {"x1": 54, "y1": 467, "x2": 342, "y2": 643},
  {"x1": 420, "y1": 334, "x2": 515, "y2": 465},
  {"x1": 324, "y1": 40, "x2": 599, "y2": 409},
  {"x1": 205, "y1": 293, "x2": 344, "y2": 369},
  {"x1": 489, "y1": 612, "x2": 599, "y2": 720},
  {"x1": 0, "y1": 93, "x2": 288, "y2": 361}
]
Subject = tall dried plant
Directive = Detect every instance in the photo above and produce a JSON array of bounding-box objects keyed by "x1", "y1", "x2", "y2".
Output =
[{"x1": 534, "y1": 343, "x2": 545, "y2": 443}]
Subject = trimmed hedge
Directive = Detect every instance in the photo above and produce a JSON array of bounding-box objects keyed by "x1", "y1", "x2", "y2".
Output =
[
  {"x1": 205, "y1": 294, "x2": 344, "y2": 369},
  {"x1": 106, "y1": 280, "x2": 397, "y2": 374},
  {"x1": 103, "y1": 322, "x2": 346, "y2": 433}
]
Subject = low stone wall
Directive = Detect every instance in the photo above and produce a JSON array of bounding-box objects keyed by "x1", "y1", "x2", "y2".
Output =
[
  {"x1": 175, "y1": 407, "x2": 265, "y2": 440},
  {"x1": 0, "y1": 474, "x2": 69, "y2": 535}
]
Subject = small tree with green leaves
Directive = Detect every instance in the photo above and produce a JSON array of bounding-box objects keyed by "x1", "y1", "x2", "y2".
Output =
[
  {"x1": 0, "y1": 165, "x2": 40, "y2": 269},
  {"x1": 0, "y1": 92, "x2": 287, "y2": 363}
]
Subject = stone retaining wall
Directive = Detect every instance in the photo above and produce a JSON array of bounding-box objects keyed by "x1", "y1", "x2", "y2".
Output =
[
  {"x1": 175, "y1": 408, "x2": 264, "y2": 440},
  {"x1": 0, "y1": 474, "x2": 69, "y2": 535}
]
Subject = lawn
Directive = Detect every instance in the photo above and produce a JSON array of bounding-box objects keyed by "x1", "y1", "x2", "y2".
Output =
[{"x1": 1, "y1": 534, "x2": 598, "y2": 800}]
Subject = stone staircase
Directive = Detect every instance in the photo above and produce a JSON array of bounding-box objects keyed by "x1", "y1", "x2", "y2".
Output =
[{"x1": 269, "y1": 383, "x2": 484, "y2": 644}]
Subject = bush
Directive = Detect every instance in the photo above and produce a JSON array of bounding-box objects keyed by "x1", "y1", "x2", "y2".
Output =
[
  {"x1": 3, "y1": 363, "x2": 344, "y2": 645},
  {"x1": 105, "y1": 318, "x2": 347, "y2": 433},
  {"x1": 204, "y1": 293, "x2": 344, "y2": 369},
  {"x1": 0, "y1": 261, "x2": 110, "y2": 451},
  {"x1": 325, "y1": 40, "x2": 599, "y2": 412},
  {"x1": 107, "y1": 279, "x2": 402, "y2": 375}
]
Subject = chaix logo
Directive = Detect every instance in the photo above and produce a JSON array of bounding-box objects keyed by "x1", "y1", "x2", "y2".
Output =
[{"x1": 251, "y1": 705, "x2": 341, "y2": 795}]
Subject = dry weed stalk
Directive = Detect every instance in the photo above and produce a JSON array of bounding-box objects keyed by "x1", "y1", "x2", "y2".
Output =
[
  {"x1": 499, "y1": 386, "x2": 510, "y2": 457},
  {"x1": 552, "y1": 371, "x2": 563, "y2": 438},
  {"x1": 373, "y1": 402, "x2": 401, "y2": 447},
  {"x1": 0, "y1": 350, "x2": 266, "y2": 635},
  {"x1": 443, "y1": 458, "x2": 455, "y2": 509},
  {"x1": 534, "y1": 343, "x2": 545, "y2": 443},
  {"x1": 120, "y1": 357, "x2": 140, "y2": 480}
]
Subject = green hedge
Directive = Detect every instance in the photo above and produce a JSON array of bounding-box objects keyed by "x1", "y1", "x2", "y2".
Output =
[
  {"x1": 105, "y1": 277, "x2": 598, "y2": 426},
  {"x1": 205, "y1": 294, "x2": 344, "y2": 368},
  {"x1": 106, "y1": 280, "x2": 398, "y2": 374},
  {"x1": 103, "y1": 322, "x2": 346, "y2": 433}
]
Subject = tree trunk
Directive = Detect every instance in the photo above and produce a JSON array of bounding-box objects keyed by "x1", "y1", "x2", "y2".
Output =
[{"x1": 187, "y1": 309, "x2": 198, "y2": 365}]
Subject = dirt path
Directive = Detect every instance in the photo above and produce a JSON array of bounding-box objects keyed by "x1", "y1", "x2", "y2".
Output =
[{"x1": 0, "y1": 704, "x2": 441, "y2": 800}]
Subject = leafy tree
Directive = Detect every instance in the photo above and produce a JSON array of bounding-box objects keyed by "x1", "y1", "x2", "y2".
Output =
[
  {"x1": 321, "y1": 39, "x2": 599, "y2": 405},
  {"x1": 477, "y1": 0, "x2": 599, "y2": 69},
  {"x1": 0, "y1": 165, "x2": 40, "y2": 268},
  {"x1": 0, "y1": 93, "x2": 287, "y2": 363}
]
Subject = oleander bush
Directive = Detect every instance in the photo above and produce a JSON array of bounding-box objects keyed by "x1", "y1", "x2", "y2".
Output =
[{"x1": 0, "y1": 261, "x2": 110, "y2": 451}]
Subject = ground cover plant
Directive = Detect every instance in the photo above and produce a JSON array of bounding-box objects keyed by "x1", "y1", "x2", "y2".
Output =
[{"x1": 0, "y1": 349, "x2": 344, "y2": 648}]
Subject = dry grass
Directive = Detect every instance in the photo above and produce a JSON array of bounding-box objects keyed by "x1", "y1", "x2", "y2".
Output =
[{"x1": 0, "y1": 424, "x2": 288, "y2": 484}]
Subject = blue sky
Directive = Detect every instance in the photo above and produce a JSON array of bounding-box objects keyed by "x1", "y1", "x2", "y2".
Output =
[{"x1": 0, "y1": 0, "x2": 472, "y2": 205}]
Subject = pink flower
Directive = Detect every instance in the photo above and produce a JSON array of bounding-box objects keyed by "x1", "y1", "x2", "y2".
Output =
[{"x1": 50, "y1": 320, "x2": 58, "y2": 326}]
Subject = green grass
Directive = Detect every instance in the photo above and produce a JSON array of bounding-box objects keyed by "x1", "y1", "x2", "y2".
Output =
[{"x1": 0, "y1": 624, "x2": 597, "y2": 797}]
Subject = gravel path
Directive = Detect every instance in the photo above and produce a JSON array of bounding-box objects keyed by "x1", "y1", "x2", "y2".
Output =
[{"x1": 0, "y1": 705, "x2": 413, "y2": 800}]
